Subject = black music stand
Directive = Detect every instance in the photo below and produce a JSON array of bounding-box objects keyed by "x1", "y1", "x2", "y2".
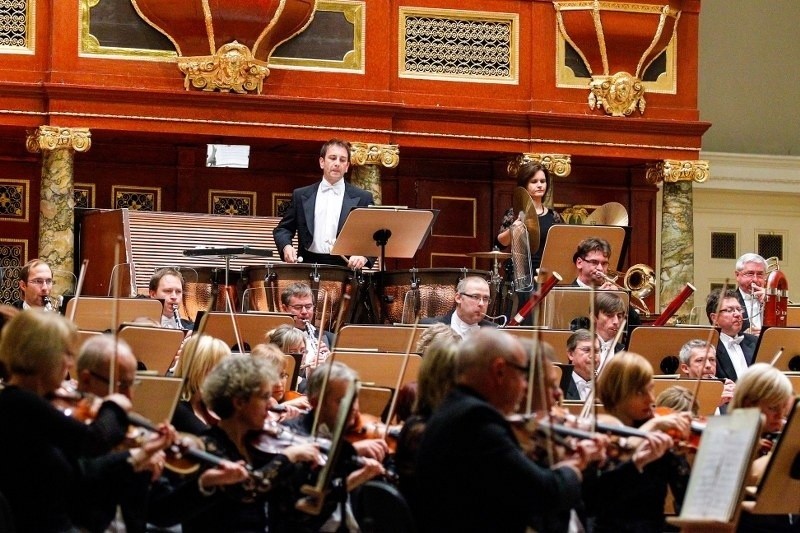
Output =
[
  {"x1": 182, "y1": 246, "x2": 273, "y2": 309},
  {"x1": 331, "y1": 207, "x2": 436, "y2": 271}
]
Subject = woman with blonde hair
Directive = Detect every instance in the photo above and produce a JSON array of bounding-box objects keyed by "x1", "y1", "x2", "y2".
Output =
[
  {"x1": 250, "y1": 342, "x2": 310, "y2": 419},
  {"x1": 171, "y1": 334, "x2": 231, "y2": 433}
]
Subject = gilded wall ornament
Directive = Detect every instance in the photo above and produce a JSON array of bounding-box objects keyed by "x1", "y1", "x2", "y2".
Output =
[
  {"x1": 646, "y1": 159, "x2": 710, "y2": 184},
  {"x1": 507, "y1": 153, "x2": 572, "y2": 178},
  {"x1": 26, "y1": 126, "x2": 92, "y2": 153},
  {"x1": 349, "y1": 142, "x2": 400, "y2": 168},
  {"x1": 178, "y1": 42, "x2": 269, "y2": 94},
  {"x1": 588, "y1": 72, "x2": 645, "y2": 117}
]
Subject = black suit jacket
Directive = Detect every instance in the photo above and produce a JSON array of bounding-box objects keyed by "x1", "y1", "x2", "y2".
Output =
[
  {"x1": 420, "y1": 309, "x2": 497, "y2": 329},
  {"x1": 564, "y1": 377, "x2": 581, "y2": 401},
  {"x1": 273, "y1": 181, "x2": 374, "y2": 267},
  {"x1": 714, "y1": 332, "x2": 758, "y2": 382},
  {"x1": 415, "y1": 386, "x2": 582, "y2": 533}
]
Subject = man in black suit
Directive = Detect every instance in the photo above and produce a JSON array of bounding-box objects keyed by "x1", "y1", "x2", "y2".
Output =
[
  {"x1": 706, "y1": 289, "x2": 758, "y2": 382},
  {"x1": 421, "y1": 276, "x2": 496, "y2": 338},
  {"x1": 415, "y1": 328, "x2": 606, "y2": 532},
  {"x1": 733, "y1": 253, "x2": 767, "y2": 335},
  {"x1": 564, "y1": 329, "x2": 600, "y2": 401},
  {"x1": 273, "y1": 139, "x2": 374, "y2": 269},
  {"x1": 677, "y1": 338, "x2": 736, "y2": 412},
  {"x1": 13, "y1": 258, "x2": 54, "y2": 310}
]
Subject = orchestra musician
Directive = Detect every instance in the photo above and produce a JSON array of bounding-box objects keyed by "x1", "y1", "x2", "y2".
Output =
[
  {"x1": 149, "y1": 267, "x2": 194, "y2": 330},
  {"x1": 273, "y1": 138, "x2": 374, "y2": 269},
  {"x1": 564, "y1": 329, "x2": 600, "y2": 401},
  {"x1": 250, "y1": 341, "x2": 311, "y2": 420},
  {"x1": 76, "y1": 334, "x2": 140, "y2": 400},
  {"x1": 733, "y1": 253, "x2": 768, "y2": 335},
  {"x1": 13, "y1": 258, "x2": 55, "y2": 310},
  {"x1": 148, "y1": 354, "x2": 324, "y2": 533},
  {"x1": 677, "y1": 338, "x2": 736, "y2": 412},
  {"x1": 728, "y1": 363, "x2": 797, "y2": 533},
  {"x1": 570, "y1": 237, "x2": 641, "y2": 333},
  {"x1": 706, "y1": 288, "x2": 758, "y2": 382},
  {"x1": 593, "y1": 292, "x2": 628, "y2": 366},
  {"x1": 278, "y1": 282, "x2": 332, "y2": 380},
  {"x1": 171, "y1": 335, "x2": 231, "y2": 434},
  {"x1": 0, "y1": 310, "x2": 168, "y2": 532},
  {"x1": 585, "y1": 351, "x2": 691, "y2": 533},
  {"x1": 280, "y1": 361, "x2": 386, "y2": 532},
  {"x1": 415, "y1": 328, "x2": 607, "y2": 533},
  {"x1": 421, "y1": 276, "x2": 496, "y2": 339}
]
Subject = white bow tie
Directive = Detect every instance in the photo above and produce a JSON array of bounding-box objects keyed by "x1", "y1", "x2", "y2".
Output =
[
  {"x1": 729, "y1": 335, "x2": 744, "y2": 346},
  {"x1": 320, "y1": 183, "x2": 340, "y2": 194}
]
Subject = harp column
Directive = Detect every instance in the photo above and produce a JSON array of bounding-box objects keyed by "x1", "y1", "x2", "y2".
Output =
[
  {"x1": 25, "y1": 126, "x2": 92, "y2": 283},
  {"x1": 646, "y1": 159, "x2": 710, "y2": 321},
  {"x1": 348, "y1": 142, "x2": 400, "y2": 206}
]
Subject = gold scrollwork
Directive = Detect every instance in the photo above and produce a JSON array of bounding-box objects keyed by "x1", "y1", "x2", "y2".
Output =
[
  {"x1": 645, "y1": 159, "x2": 710, "y2": 184},
  {"x1": 349, "y1": 142, "x2": 400, "y2": 168},
  {"x1": 507, "y1": 153, "x2": 572, "y2": 178},
  {"x1": 588, "y1": 72, "x2": 645, "y2": 117},
  {"x1": 178, "y1": 41, "x2": 270, "y2": 95},
  {"x1": 25, "y1": 126, "x2": 92, "y2": 153}
]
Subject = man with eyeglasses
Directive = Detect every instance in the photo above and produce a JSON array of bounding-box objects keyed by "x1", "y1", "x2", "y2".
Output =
[
  {"x1": 280, "y1": 282, "x2": 333, "y2": 375},
  {"x1": 421, "y1": 276, "x2": 496, "y2": 338},
  {"x1": 76, "y1": 334, "x2": 140, "y2": 400},
  {"x1": 14, "y1": 258, "x2": 55, "y2": 310},
  {"x1": 733, "y1": 253, "x2": 767, "y2": 335},
  {"x1": 564, "y1": 329, "x2": 600, "y2": 401},
  {"x1": 706, "y1": 288, "x2": 757, "y2": 382}
]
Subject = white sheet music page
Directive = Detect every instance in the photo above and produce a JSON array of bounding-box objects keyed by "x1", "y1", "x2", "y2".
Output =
[{"x1": 678, "y1": 407, "x2": 761, "y2": 522}]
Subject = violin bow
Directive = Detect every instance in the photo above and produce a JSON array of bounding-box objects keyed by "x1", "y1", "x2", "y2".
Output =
[
  {"x1": 689, "y1": 279, "x2": 729, "y2": 409},
  {"x1": 312, "y1": 292, "x2": 330, "y2": 369},
  {"x1": 581, "y1": 286, "x2": 598, "y2": 425},
  {"x1": 769, "y1": 347, "x2": 785, "y2": 367},
  {"x1": 383, "y1": 316, "x2": 420, "y2": 444},
  {"x1": 67, "y1": 259, "x2": 89, "y2": 323},
  {"x1": 109, "y1": 237, "x2": 124, "y2": 395}
]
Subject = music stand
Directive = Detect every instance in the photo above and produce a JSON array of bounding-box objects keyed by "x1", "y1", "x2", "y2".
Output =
[
  {"x1": 331, "y1": 207, "x2": 435, "y2": 271},
  {"x1": 539, "y1": 225, "x2": 627, "y2": 285},
  {"x1": 753, "y1": 326, "x2": 800, "y2": 371},
  {"x1": 628, "y1": 326, "x2": 719, "y2": 375}
]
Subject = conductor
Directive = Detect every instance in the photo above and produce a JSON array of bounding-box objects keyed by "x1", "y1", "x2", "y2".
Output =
[{"x1": 273, "y1": 139, "x2": 374, "y2": 270}]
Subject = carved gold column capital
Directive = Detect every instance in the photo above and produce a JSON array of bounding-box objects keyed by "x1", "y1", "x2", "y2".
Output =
[
  {"x1": 507, "y1": 153, "x2": 572, "y2": 178},
  {"x1": 26, "y1": 126, "x2": 92, "y2": 153},
  {"x1": 349, "y1": 142, "x2": 400, "y2": 168},
  {"x1": 646, "y1": 159, "x2": 709, "y2": 185},
  {"x1": 178, "y1": 42, "x2": 269, "y2": 95}
]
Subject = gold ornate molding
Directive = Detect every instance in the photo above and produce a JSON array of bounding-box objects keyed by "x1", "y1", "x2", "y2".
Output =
[
  {"x1": 646, "y1": 159, "x2": 710, "y2": 184},
  {"x1": 178, "y1": 42, "x2": 269, "y2": 94},
  {"x1": 507, "y1": 153, "x2": 572, "y2": 178},
  {"x1": 349, "y1": 142, "x2": 400, "y2": 168},
  {"x1": 26, "y1": 126, "x2": 92, "y2": 153},
  {"x1": 589, "y1": 72, "x2": 645, "y2": 117}
]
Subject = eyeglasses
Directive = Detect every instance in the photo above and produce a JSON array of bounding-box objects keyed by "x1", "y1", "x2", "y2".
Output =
[
  {"x1": 580, "y1": 257, "x2": 609, "y2": 268},
  {"x1": 459, "y1": 293, "x2": 490, "y2": 304},
  {"x1": 27, "y1": 278, "x2": 54, "y2": 286},
  {"x1": 505, "y1": 360, "x2": 530, "y2": 375},
  {"x1": 287, "y1": 303, "x2": 314, "y2": 311},
  {"x1": 737, "y1": 270, "x2": 765, "y2": 279},
  {"x1": 89, "y1": 371, "x2": 141, "y2": 390},
  {"x1": 279, "y1": 372, "x2": 289, "y2": 380},
  {"x1": 718, "y1": 307, "x2": 744, "y2": 315}
]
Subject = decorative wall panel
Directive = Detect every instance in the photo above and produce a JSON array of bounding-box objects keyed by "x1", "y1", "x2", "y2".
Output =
[
  {"x1": 430, "y1": 197, "x2": 476, "y2": 238},
  {"x1": 399, "y1": 7, "x2": 518, "y2": 83},
  {"x1": 0, "y1": 179, "x2": 29, "y2": 222},
  {"x1": 81, "y1": 0, "x2": 175, "y2": 58},
  {"x1": 74, "y1": 183, "x2": 96, "y2": 209},
  {"x1": 0, "y1": 239, "x2": 27, "y2": 305},
  {"x1": 0, "y1": 0, "x2": 34, "y2": 52},
  {"x1": 112, "y1": 186, "x2": 161, "y2": 211},
  {"x1": 272, "y1": 193, "x2": 292, "y2": 217},
  {"x1": 209, "y1": 190, "x2": 256, "y2": 216}
]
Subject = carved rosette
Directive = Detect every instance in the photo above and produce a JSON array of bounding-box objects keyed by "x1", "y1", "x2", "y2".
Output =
[
  {"x1": 645, "y1": 159, "x2": 710, "y2": 184},
  {"x1": 507, "y1": 153, "x2": 572, "y2": 179},
  {"x1": 26, "y1": 126, "x2": 92, "y2": 154},
  {"x1": 178, "y1": 42, "x2": 269, "y2": 94},
  {"x1": 349, "y1": 143, "x2": 400, "y2": 168},
  {"x1": 589, "y1": 72, "x2": 645, "y2": 117}
]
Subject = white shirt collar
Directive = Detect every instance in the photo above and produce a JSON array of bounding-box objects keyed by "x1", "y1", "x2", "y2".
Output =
[{"x1": 451, "y1": 312, "x2": 480, "y2": 338}]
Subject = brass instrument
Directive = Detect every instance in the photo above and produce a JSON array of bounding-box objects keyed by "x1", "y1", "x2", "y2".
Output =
[
  {"x1": 601, "y1": 264, "x2": 656, "y2": 315},
  {"x1": 763, "y1": 256, "x2": 789, "y2": 327}
]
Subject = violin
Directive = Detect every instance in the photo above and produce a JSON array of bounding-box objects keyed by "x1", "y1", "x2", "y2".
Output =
[{"x1": 345, "y1": 413, "x2": 400, "y2": 454}]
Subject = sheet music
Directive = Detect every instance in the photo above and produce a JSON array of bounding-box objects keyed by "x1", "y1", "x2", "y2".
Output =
[{"x1": 679, "y1": 408, "x2": 761, "y2": 522}]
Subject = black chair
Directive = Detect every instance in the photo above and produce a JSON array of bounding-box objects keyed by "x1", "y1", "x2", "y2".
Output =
[
  {"x1": 352, "y1": 480, "x2": 416, "y2": 533},
  {"x1": 0, "y1": 491, "x2": 16, "y2": 532}
]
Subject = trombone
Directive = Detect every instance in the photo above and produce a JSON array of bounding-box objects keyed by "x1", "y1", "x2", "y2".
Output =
[{"x1": 601, "y1": 264, "x2": 656, "y2": 315}]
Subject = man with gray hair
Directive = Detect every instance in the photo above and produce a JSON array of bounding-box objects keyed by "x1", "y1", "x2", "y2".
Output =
[
  {"x1": 733, "y1": 253, "x2": 767, "y2": 334},
  {"x1": 415, "y1": 328, "x2": 606, "y2": 532},
  {"x1": 678, "y1": 338, "x2": 735, "y2": 411},
  {"x1": 421, "y1": 275, "x2": 496, "y2": 338}
]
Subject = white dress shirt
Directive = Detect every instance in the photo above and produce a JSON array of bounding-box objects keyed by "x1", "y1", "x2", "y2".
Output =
[
  {"x1": 739, "y1": 288, "x2": 762, "y2": 331},
  {"x1": 450, "y1": 312, "x2": 480, "y2": 339},
  {"x1": 310, "y1": 178, "x2": 345, "y2": 254},
  {"x1": 720, "y1": 332, "x2": 749, "y2": 379},
  {"x1": 571, "y1": 372, "x2": 591, "y2": 401}
]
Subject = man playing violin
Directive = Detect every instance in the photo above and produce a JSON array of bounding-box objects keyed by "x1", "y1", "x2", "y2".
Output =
[
  {"x1": 13, "y1": 257, "x2": 55, "y2": 310},
  {"x1": 76, "y1": 334, "x2": 140, "y2": 400},
  {"x1": 678, "y1": 338, "x2": 736, "y2": 411},
  {"x1": 733, "y1": 253, "x2": 767, "y2": 335},
  {"x1": 415, "y1": 328, "x2": 607, "y2": 533},
  {"x1": 706, "y1": 288, "x2": 758, "y2": 382}
]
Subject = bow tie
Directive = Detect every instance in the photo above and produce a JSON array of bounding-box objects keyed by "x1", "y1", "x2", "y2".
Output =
[
  {"x1": 728, "y1": 335, "x2": 744, "y2": 346},
  {"x1": 320, "y1": 183, "x2": 340, "y2": 194}
]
